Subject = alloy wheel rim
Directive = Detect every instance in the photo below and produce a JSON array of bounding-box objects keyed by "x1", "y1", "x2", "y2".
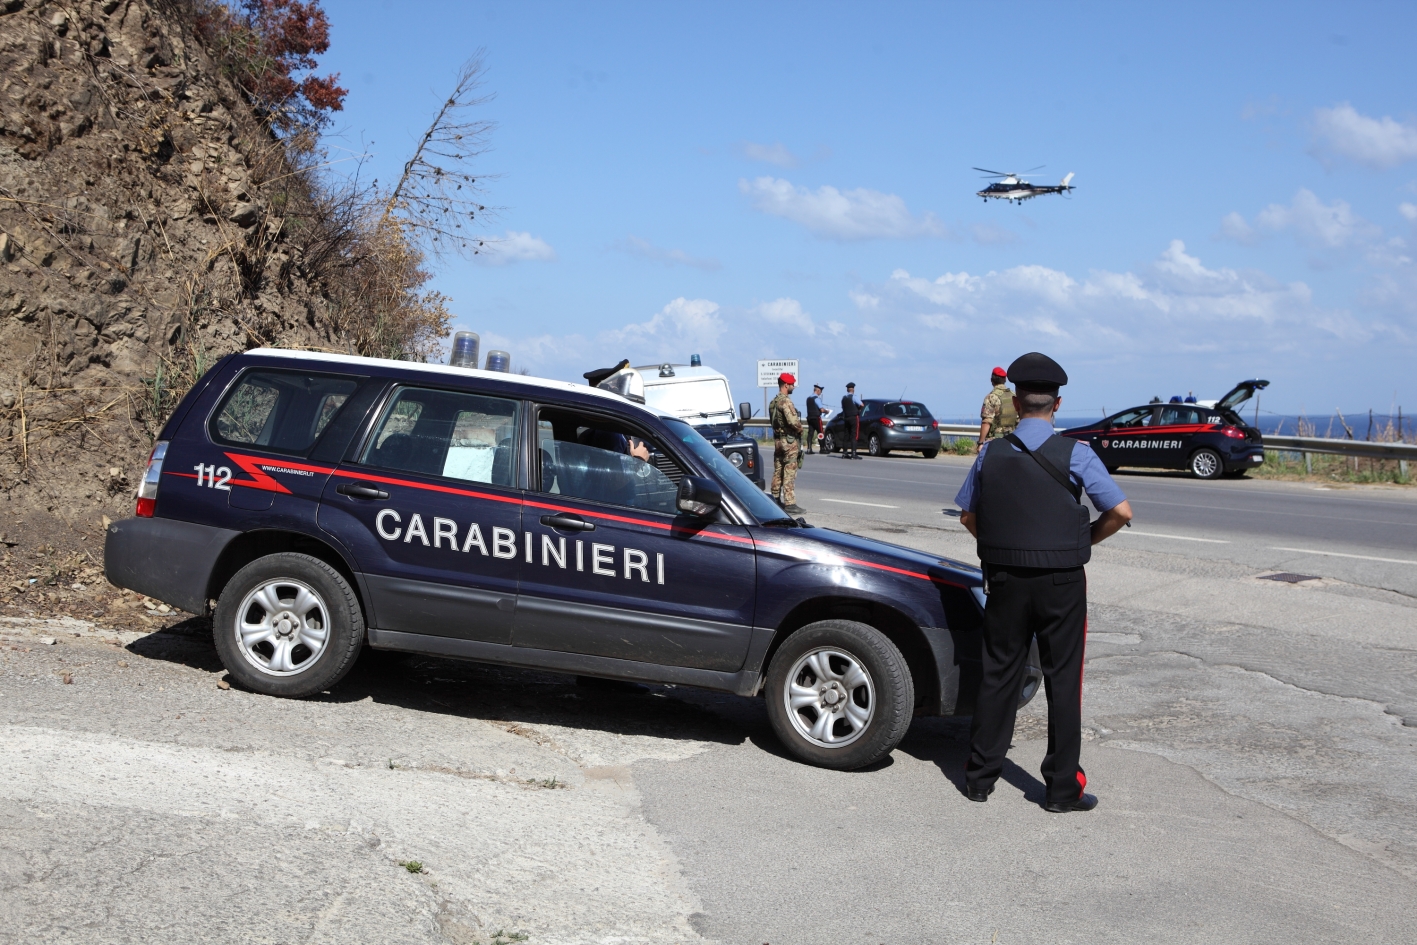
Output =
[
  {"x1": 234, "y1": 578, "x2": 330, "y2": 676},
  {"x1": 870, "y1": 436, "x2": 881, "y2": 455},
  {"x1": 1193, "y1": 452, "x2": 1219, "y2": 477},
  {"x1": 783, "y1": 647, "x2": 875, "y2": 748}
]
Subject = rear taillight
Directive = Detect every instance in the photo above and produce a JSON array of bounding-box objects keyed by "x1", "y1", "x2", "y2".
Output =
[
  {"x1": 135, "y1": 440, "x2": 168, "y2": 517},
  {"x1": 880, "y1": 416, "x2": 895, "y2": 426},
  {"x1": 931, "y1": 420, "x2": 939, "y2": 430},
  {"x1": 1219, "y1": 426, "x2": 1246, "y2": 439}
]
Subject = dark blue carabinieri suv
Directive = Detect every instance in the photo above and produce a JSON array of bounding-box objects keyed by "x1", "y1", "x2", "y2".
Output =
[{"x1": 105, "y1": 350, "x2": 1040, "y2": 770}]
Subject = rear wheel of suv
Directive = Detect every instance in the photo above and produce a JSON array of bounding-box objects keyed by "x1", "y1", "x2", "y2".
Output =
[
  {"x1": 868, "y1": 433, "x2": 888, "y2": 457},
  {"x1": 764, "y1": 620, "x2": 914, "y2": 770},
  {"x1": 822, "y1": 431, "x2": 836, "y2": 453},
  {"x1": 1190, "y1": 448, "x2": 1223, "y2": 480},
  {"x1": 213, "y1": 553, "x2": 365, "y2": 698}
]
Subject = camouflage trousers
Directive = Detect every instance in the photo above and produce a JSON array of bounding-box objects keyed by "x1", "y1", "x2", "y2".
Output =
[{"x1": 771, "y1": 438, "x2": 801, "y2": 506}]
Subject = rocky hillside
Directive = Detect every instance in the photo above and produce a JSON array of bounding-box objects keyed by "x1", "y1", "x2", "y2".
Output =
[{"x1": 0, "y1": 0, "x2": 347, "y2": 619}]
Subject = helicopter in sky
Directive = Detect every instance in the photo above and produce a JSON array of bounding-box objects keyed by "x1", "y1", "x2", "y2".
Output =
[{"x1": 974, "y1": 167, "x2": 1076, "y2": 204}]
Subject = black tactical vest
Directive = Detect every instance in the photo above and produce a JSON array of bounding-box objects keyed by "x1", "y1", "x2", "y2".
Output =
[
  {"x1": 976, "y1": 434, "x2": 1091, "y2": 569},
  {"x1": 841, "y1": 395, "x2": 859, "y2": 419},
  {"x1": 806, "y1": 396, "x2": 821, "y2": 421}
]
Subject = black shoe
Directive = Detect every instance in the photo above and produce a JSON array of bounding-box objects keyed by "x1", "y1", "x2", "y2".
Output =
[
  {"x1": 965, "y1": 784, "x2": 994, "y2": 803},
  {"x1": 1044, "y1": 793, "x2": 1098, "y2": 813},
  {"x1": 784, "y1": 504, "x2": 806, "y2": 514}
]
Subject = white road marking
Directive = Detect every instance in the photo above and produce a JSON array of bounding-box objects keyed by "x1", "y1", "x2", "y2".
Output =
[
  {"x1": 1116, "y1": 530, "x2": 1230, "y2": 544},
  {"x1": 817, "y1": 498, "x2": 900, "y2": 509},
  {"x1": 1270, "y1": 547, "x2": 1417, "y2": 566}
]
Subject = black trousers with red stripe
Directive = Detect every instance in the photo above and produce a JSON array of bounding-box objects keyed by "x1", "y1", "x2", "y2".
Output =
[{"x1": 966, "y1": 564, "x2": 1088, "y2": 805}]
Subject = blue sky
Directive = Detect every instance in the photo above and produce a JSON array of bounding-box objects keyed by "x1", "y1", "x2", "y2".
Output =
[{"x1": 318, "y1": 0, "x2": 1417, "y2": 421}]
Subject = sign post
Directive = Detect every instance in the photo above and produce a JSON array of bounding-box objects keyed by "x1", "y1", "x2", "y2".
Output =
[{"x1": 756, "y1": 359, "x2": 799, "y2": 419}]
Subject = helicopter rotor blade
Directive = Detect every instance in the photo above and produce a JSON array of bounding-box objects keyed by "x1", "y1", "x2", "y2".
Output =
[
  {"x1": 972, "y1": 167, "x2": 1012, "y2": 177},
  {"x1": 1021, "y1": 165, "x2": 1046, "y2": 173}
]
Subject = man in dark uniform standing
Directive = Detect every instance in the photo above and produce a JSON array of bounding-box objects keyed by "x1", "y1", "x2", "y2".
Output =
[
  {"x1": 954, "y1": 352, "x2": 1133, "y2": 812},
  {"x1": 840, "y1": 382, "x2": 862, "y2": 459},
  {"x1": 805, "y1": 384, "x2": 826, "y2": 454}
]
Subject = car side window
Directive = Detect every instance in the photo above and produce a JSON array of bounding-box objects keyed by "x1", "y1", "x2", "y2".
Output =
[
  {"x1": 535, "y1": 408, "x2": 682, "y2": 515},
  {"x1": 211, "y1": 369, "x2": 360, "y2": 455},
  {"x1": 359, "y1": 386, "x2": 519, "y2": 487},
  {"x1": 1158, "y1": 406, "x2": 1201, "y2": 426},
  {"x1": 1109, "y1": 408, "x2": 1150, "y2": 429}
]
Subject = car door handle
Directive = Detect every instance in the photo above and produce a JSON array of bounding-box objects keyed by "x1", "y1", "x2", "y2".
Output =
[
  {"x1": 337, "y1": 482, "x2": 390, "y2": 500},
  {"x1": 540, "y1": 513, "x2": 595, "y2": 532}
]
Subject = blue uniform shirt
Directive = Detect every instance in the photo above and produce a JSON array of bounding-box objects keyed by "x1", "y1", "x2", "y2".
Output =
[{"x1": 954, "y1": 417, "x2": 1127, "y2": 514}]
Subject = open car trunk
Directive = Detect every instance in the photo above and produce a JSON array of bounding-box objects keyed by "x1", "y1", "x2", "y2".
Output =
[{"x1": 1216, "y1": 379, "x2": 1270, "y2": 411}]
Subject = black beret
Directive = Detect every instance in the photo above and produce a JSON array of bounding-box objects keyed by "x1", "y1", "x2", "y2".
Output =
[{"x1": 1007, "y1": 352, "x2": 1068, "y2": 390}]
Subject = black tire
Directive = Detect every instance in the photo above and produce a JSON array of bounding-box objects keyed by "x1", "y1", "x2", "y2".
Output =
[
  {"x1": 823, "y1": 431, "x2": 836, "y2": 454},
  {"x1": 922, "y1": 449, "x2": 939, "y2": 459},
  {"x1": 764, "y1": 620, "x2": 914, "y2": 770},
  {"x1": 868, "y1": 434, "x2": 888, "y2": 457},
  {"x1": 1105, "y1": 465, "x2": 1120, "y2": 474},
  {"x1": 213, "y1": 553, "x2": 365, "y2": 698},
  {"x1": 1190, "y1": 448, "x2": 1223, "y2": 480}
]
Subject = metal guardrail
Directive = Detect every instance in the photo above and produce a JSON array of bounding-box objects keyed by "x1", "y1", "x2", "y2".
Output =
[{"x1": 1263, "y1": 434, "x2": 1417, "y2": 461}]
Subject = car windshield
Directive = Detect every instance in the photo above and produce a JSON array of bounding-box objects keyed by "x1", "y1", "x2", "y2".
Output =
[
  {"x1": 664, "y1": 418, "x2": 789, "y2": 523},
  {"x1": 885, "y1": 403, "x2": 930, "y2": 418},
  {"x1": 643, "y1": 378, "x2": 734, "y2": 420}
]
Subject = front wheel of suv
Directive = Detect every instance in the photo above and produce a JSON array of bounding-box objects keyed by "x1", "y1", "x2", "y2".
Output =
[
  {"x1": 213, "y1": 553, "x2": 365, "y2": 698},
  {"x1": 764, "y1": 620, "x2": 915, "y2": 770}
]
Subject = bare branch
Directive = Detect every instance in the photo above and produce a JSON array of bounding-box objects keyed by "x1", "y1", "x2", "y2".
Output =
[{"x1": 379, "y1": 52, "x2": 497, "y2": 258}]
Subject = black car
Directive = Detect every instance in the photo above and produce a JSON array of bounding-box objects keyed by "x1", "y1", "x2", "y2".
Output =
[
  {"x1": 103, "y1": 349, "x2": 1041, "y2": 772},
  {"x1": 1061, "y1": 380, "x2": 1268, "y2": 479},
  {"x1": 823, "y1": 399, "x2": 943, "y2": 457}
]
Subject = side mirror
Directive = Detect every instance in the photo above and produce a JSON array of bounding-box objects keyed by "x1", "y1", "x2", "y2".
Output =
[
  {"x1": 739, "y1": 402, "x2": 753, "y2": 422},
  {"x1": 677, "y1": 476, "x2": 723, "y2": 517}
]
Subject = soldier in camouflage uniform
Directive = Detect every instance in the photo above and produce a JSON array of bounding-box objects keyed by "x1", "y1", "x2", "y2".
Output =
[
  {"x1": 769, "y1": 372, "x2": 805, "y2": 514},
  {"x1": 977, "y1": 366, "x2": 1018, "y2": 452}
]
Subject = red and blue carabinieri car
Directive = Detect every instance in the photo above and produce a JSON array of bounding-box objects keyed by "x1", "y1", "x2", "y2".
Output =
[{"x1": 1060, "y1": 380, "x2": 1268, "y2": 480}]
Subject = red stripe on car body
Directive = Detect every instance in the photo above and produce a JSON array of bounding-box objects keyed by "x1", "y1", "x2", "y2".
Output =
[{"x1": 213, "y1": 457, "x2": 973, "y2": 588}]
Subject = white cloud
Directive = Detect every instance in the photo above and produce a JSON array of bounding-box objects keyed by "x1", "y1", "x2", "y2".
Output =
[
  {"x1": 1401, "y1": 203, "x2": 1417, "y2": 223},
  {"x1": 601, "y1": 298, "x2": 726, "y2": 360},
  {"x1": 880, "y1": 241, "x2": 1331, "y2": 352},
  {"x1": 739, "y1": 141, "x2": 800, "y2": 168},
  {"x1": 616, "y1": 236, "x2": 721, "y2": 271},
  {"x1": 480, "y1": 231, "x2": 557, "y2": 265},
  {"x1": 739, "y1": 176, "x2": 946, "y2": 240},
  {"x1": 1218, "y1": 211, "x2": 1257, "y2": 245},
  {"x1": 1219, "y1": 189, "x2": 1380, "y2": 250},
  {"x1": 848, "y1": 290, "x2": 880, "y2": 310},
  {"x1": 1311, "y1": 103, "x2": 1417, "y2": 169},
  {"x1": 753, "y1": 297, "x2": 816, "y2": 334}
]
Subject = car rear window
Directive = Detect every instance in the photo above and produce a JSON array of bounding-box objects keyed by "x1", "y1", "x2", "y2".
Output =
[
  {"x1": 885, "y1": 403, "x2": 931, "y2": 418},
  {"x1": 211, "y1": 369, "x2": 360, "y2": 455}
]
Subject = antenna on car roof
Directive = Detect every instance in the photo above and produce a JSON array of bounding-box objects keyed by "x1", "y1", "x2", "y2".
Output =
[{"x1": 899, "y1": 386, "x2": 907, "y2": 400}]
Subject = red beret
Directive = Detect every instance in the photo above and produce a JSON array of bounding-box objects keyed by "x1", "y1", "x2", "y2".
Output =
[
  {"x1": 778, "y1": 372, "x2": 796, "y2": 385},
  {"x1": 991, "y1": 366, "x2": 1007, "y2": 377}
]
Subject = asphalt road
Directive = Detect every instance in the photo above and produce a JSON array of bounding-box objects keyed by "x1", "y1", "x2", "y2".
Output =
[
  {"x1": 794, "y1": 450, "x2": 1417, "y2": 597},
  {"x1": 4, "y1": 456, "x2": 1416, "y2": 943}
]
